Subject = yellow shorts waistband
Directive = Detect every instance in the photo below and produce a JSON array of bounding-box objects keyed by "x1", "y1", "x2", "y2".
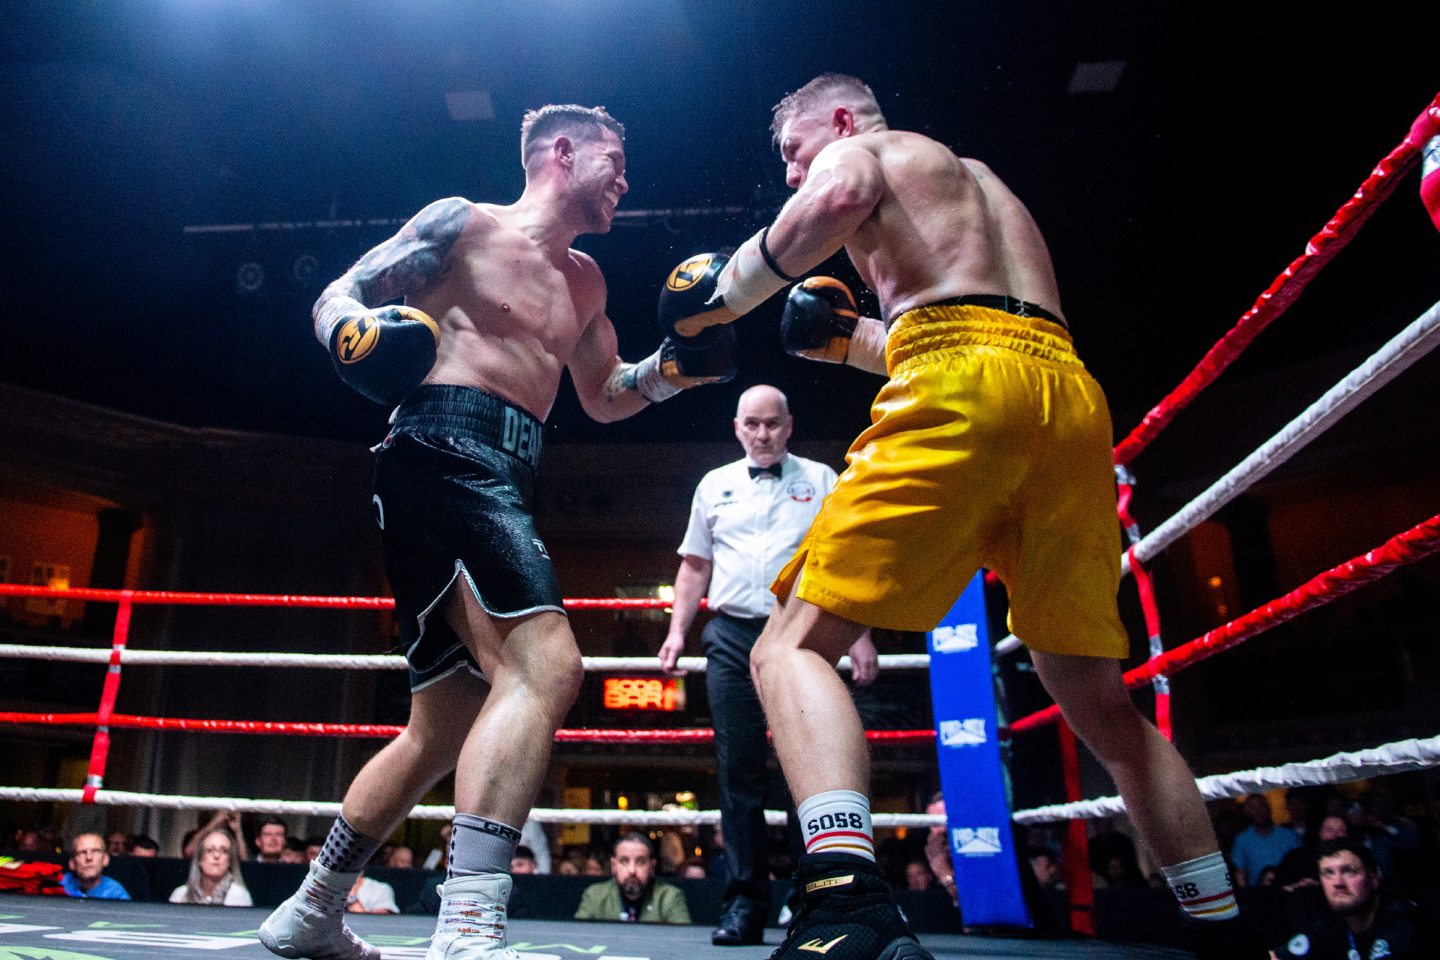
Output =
[{"x1": 886, "y1": 303, "x2": 1080, "y2": 375}]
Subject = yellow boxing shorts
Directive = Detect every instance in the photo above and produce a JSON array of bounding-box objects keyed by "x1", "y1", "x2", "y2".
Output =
[{"x1": 771, "y1": 303, "x2": 1128, "y2": 659}]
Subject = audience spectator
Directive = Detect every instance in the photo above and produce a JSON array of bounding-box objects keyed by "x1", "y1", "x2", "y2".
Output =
[
  {"x1": 182, "y1": 810, "x2": 247, "y2": 862},
  {"x1": 386, "y1": 845, "x2": 415, "y2": 869},
  {"x1": 679, "y1": 858, "x2": 708, "y2": 881},
  {"x1": 574, "y1": 833, "x2": 690, "y2": 924},
  {"x1": 106, "y1": 831, "x2": 129, "y2": 856},
  {"x1": 1027, "y1": 848, "x2": 1066, "y2": 893},
  {"x1": 12, "y1": 828, "x2": 42, "y2": 851},
  {"x1": 1088, "y1": 816, "x2": 1146, "y2": 888},
  {"x1": 1230, "y1": 794, "x2": 1301, "y2": 886},
  {"x1": 303, "y1": 836, "x2": 325, "y2": 863},
  {"x1": 583, "y1": 852, "x2": 607, "y2": 877},
  {"x1": 922, "y1": 792, "x2": 958, "y2": 907},
  {"x1": 170, "y1": 827, "x2": 252, "y2": 906},
  {"x1": 280, "y1": 837, "x2": 307, "y2": 864},
  {"x1": 128, "y1": 834, "x2": 159, "y2": 857},
  {"x1": 1271, "y1": 838, "x2": 1437, "y2": 959},
  {"x1": 903, "y1": 858, "x2": 935, "y2": 892},
  {"x1": 347, "y1": 872, "x2": 399, "y2": 914},
  {"x1": 1275, "y1": 814, "x2": 1350, "y2": 890},
  {"x1": 556, "y1": 860, "x2": 580, "y2": 876},
  {"x1": 61, "y1": 832, "x2": 130, "y2": 900},
  {"x1": 511, "y1": 846, "x2": 539, "y2": 875},
  {"x1": 253, "y1": 817, "x2": 289, "y2": 864}
]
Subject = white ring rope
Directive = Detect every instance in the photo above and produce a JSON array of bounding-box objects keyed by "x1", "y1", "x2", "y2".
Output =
[
  {"x1": 1011, "y1": 734, "x2": 1440, "y2": 824},
  {"x1": 1120, "y1": 297, "x2": 1440, "y2": 576},
  {"x1": 8, "y1": 736, "x2": 1434, "y2": 828},
  {"x1": 996, "y1": 297, "x2": 1440, "y2": 656},
  {"x1": 0, "y1": 786, "x2": 938, "y2": 829},
  {"x1": 0, "y1": 645, "x2": 930, "y2": 673}
]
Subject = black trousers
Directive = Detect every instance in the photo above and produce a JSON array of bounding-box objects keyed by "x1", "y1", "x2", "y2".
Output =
[{"x1": 703, "y1": 612, "x2": 800, "y2": 911}]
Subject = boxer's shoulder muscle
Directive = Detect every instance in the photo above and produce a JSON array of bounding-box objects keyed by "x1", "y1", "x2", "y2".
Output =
[{"x1": 346, "y1": 197, "x2": 475, "y2": 305}]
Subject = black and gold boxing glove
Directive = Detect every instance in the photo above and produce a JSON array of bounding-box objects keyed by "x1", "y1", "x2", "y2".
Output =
[
  {"x1": 328, "y1": 305, "x2": 440, "y2": 405},
  {"x1": 781, "y1": 277, "x2": 859, "y2": 364},
  {"x1": 656, "y1": 252, "x2": 741, "y2": 340},
  {"x1": 633, "y1": 326, "x2": 739, "y2": 403}
]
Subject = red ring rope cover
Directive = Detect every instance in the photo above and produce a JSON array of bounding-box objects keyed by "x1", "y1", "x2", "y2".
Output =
[
  {"x1": 1112, "y1": 94, "x2": 1440, "y2": 466},
  {"x1": 0, "y1": 583, "x2": 685, "y2": 611},
  {"x1": 1010, "y1": 512, "x2": 1440, "y2": 732},
  {"x1": 0, "y1": 713, "x2": 936, "y2": 745}
]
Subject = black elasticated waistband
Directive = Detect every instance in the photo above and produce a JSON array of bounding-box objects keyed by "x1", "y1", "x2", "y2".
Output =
[
  {"x1": 390, "y1": 385, "x2": 543, "y2": 471},
  {"x1": 923, "y1": 294, "x2": 1066, "y2": 329}
]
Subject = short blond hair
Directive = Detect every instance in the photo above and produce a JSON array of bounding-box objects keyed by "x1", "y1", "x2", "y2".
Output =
[
  {"x1": 520, "y1": 104, "x2": 625, "y2": 170},
  {"x1": 771, "y1": 73, "x2": 886, "y2": 146}
]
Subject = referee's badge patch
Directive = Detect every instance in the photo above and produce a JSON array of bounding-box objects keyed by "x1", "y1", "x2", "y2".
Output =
[{"x1": 787, "y1": 481, "x2": 817, "y2": 503}]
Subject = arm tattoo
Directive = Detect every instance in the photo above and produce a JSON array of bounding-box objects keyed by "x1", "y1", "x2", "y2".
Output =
[
  {"x1": 332, "y1": 197, "x2": 471, "y2": 307},
  {"x1": 603, "y1": 362, "x2": 640, "y2": 402}
]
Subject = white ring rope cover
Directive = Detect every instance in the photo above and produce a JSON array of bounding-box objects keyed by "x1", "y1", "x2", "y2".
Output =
[
  {"x1": 0, "y1": 645, "x2": 931, "y2": 673},
  {"x1": 1011, "y1": 735, "x2": 1440, "y2": 824},
  {"x1": 5, "y1": 737, "x2": 1433, "y2": 828}
]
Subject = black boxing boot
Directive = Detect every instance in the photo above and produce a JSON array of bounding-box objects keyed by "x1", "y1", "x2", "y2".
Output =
[
  {"x1": 768, "y1": 853, "x2": 932, "y2": 960},
  {"x1": 1179, "y1": 909, "x2": 1269, "y2": 960}
]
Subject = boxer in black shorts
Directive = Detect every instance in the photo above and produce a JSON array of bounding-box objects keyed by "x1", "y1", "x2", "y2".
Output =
[
  {"x1": 375, "y1": 386, "x2": 561, "y2": 691},
  {"x1": 259, "y1": 106, "x2": 733, "y2": 960}
]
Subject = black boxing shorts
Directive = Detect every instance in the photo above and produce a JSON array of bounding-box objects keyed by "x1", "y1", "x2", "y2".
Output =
[{"x1": 372, "y1": 384, "x2": 564, "y2": 691}]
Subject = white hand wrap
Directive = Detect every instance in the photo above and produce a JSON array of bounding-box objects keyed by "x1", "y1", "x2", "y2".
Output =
[
  {"x1": 315, "y1": 295, "x2": 366, "y2": 345},
  {"x1": 706, "y1": 228, "x2": 793, "y2": 318},
  {"x1": 632, "y1": 350, "x2": 680, "y2": 404}
]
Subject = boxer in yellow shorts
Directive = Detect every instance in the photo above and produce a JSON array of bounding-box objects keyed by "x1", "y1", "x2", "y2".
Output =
[
  {"x1": 664, "y1": 73, "x2": 1263, "y2": 960},
  {"x1": 774, "y1": 302, "x2": 1128, "y2": 658}
]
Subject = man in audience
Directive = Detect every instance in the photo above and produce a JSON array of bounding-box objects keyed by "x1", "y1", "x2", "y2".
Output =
[
  {"x1": 574, "y1": 833, "x2": 691, "y2": 924},
  {"x1": 1271, "y1": 838, "x2": 1437, "y2": 959},
  {"x1": 253, "y1": 817, "x2": 289, "y2": 864},
  {"x1": 60, "y1": 832, "x2": 131, "y2": 900},
  {"x1": 128, "y1": 835, "x2": 160, "y2": 857},
  {"x1": 511, "y1": 846, "x2": 539, "y2": 875},
  {"x1": 1231, "y1": 795, "x2": 1300, "y2": 886}
]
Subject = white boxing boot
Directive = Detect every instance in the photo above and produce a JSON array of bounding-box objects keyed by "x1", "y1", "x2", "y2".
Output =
[
  {"x1": 425, "y1": 873, "x2": 521, "y2": 960},
  {"x1": 259, "y1": 860, "x2": 380, "y2": 960}
]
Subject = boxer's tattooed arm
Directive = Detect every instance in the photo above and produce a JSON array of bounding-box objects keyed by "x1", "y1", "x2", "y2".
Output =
[
  {"x1": 602, "y1": 361, "x2": 641, "y2": 401},
  {"x1": 312, "y1": 197, "x2": 471, "y2": 341}
]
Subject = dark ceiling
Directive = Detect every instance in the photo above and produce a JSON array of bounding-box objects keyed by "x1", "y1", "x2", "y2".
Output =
[{"x1": 2, "y1": 1, "x2": 1437, "y2": 466}]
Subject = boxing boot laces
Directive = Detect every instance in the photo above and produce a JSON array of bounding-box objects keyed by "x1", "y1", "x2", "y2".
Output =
[
  {"x1": 425, "y1": 873, "x2": 522, "y2": 960},
  {"x1": 768, "y1": 853, "x2": 933, "y2": 960},
  {"x1": 259, "y1": 860, "x2": 380, "y2": 960}
]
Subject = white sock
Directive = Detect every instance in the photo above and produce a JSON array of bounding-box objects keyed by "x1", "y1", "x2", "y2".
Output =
[
  {"x1": 797, "y1": 790, "x2": 875, "y2": 860},
  {"x1": 1160, "y1": 851, "x2": 1238, "y2": 920}
]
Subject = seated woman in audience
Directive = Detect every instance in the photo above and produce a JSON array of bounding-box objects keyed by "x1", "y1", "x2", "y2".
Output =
[{"x1": 170, "y1": 827, "x2": 252, "y2": 906}]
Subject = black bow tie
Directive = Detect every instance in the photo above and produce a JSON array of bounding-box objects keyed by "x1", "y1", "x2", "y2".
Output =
[{"x1": 749, "y1": 463, "x2": 783, "y2": 480}]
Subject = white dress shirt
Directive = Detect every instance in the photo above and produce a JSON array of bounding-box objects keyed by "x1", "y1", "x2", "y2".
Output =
[{"x1": 677, "y1": 454, "x2": 837, "y2": 619}]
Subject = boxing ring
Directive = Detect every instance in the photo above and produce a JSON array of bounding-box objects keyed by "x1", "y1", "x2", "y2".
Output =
[{"x1": 0, "y1": 94, "x2": 1437, "y2": 959}]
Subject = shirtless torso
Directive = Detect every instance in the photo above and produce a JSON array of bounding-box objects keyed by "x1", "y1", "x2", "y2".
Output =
[{"x1": 769, "y1": 117, "x2": 1064, "y2": 329}]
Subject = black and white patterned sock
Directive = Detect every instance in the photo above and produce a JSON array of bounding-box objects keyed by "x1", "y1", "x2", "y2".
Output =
[{"x1": 317, "y1": 815, "x2": 383, "y2": 875}]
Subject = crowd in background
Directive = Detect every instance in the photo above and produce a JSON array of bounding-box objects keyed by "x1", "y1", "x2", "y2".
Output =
[{"x1": 7, "y1": 773, "x2": 1440, "y2": 918}]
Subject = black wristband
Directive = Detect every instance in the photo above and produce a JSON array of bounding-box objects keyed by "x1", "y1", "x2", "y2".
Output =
[{"x1": 759, "y1": 226, "x2": 800, "y2": 282}]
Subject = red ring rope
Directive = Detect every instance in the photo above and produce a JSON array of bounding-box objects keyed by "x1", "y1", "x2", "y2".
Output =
[
  {"x1": 0, "y1": 583, "x2": 687, "y2": 611},
  {"x1": 0, "y1": 712, "x2": 936, "y2": 745},
  {"x1": 1010, "y1": 512, "x2": 1440, "y2": 732},
  {"x1": 1112, "y1": 93, "x2": 1440, "y2": 466}
]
